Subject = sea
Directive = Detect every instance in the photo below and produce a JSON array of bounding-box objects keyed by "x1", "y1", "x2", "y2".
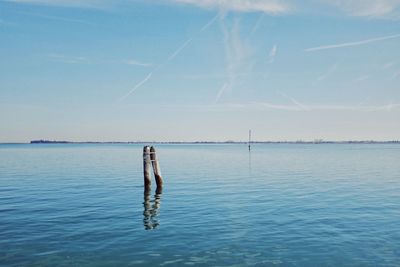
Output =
[{"x1": 1, "y1": 143, "x2": 399, "y2": 266}]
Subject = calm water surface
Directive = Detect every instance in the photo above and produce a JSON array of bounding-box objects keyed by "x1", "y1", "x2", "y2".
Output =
[{"x1": 1, "y1": 144, "x2": 399, "y2": 266}]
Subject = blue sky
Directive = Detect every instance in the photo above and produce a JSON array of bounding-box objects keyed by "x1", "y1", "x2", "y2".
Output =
[{"x1": 1, "y1": 0, "x2": 400, "y2": 142}]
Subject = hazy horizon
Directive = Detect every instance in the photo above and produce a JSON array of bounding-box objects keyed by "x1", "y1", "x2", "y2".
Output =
[
  {"x1": 2, "y1": 138, "x2": 400, "y2": 144},
  {"x1": 1, "y1": 0, "x2": 400, "y2": 142}
]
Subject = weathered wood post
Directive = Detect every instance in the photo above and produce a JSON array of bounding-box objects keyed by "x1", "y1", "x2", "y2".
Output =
[
  {"x1": 143, "y1": 146, "x2": 151, "y2": 190},
  {"x1": 150, "y1": 146, "x2": 163, "y2": 190}
]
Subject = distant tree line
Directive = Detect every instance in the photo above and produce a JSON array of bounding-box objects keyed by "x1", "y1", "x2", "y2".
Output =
[{"x1": 30, "y1": 140, "x2": 400, "y2": 144}]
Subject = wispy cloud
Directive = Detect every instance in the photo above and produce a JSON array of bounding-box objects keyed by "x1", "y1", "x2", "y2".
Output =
[
  {"x1": 17, "y1": 11, "x2": 93, "y2": 25},
  {"x1": 8, "y1": 0, "x2": 290, "y2": 14},
  {"x1": 0, "y1": 18, "x2": 18, "y2": 27},
  {"x1": 172, "y1": 0, "x2": 290, "y2": 14},
  {"x1": 253, "y1": 101, "x2": 400, "y2": 112},
  {"x1": 322, "y1": 0, "x2": 400, "y2": 18},
  {"x1": 382, "y1": 62, "x2": 395, "y2": 69},
  {"x1": 48, "y1": 54, "x2": 154, "y2": 67},
  {"x1": 171, "y1": 0, "x2": 400, "y2": 19},
  {"x1": 267, "y1": 44, "x2": 277, "y2": 63},
  {"x1": 353, "y1": 75, "x2": 369, "y2": 82},
  {"x1": 47, "y1": 53, "x2": 90, "y2": 64},
  {"x1": 157, "y1": 101, "x2": 400, "y2": 112},
  {"x1": 253, "y1": 92, "x2": 400, "y2": 112},
  {"x1": 124, "y1": 59, "x2": 152, "y2": 67},
  {"x1": 392, "y1": 70, "x2": 400, "y2": 79},
  {"x1": 256, "y1": 101, "x2": 305, "y2": 111},
  {"x1": 8, "y1": 0, "x2": 400, "y2": 19},
  {"x1": 5, "y1": 0, "x2": 109, "y2": 9},
  {"x1": 305, "y1": 33, "x2": 400, "y2": 52},
  {"x1": 216, "y1": 14, "x2": 255, "y2": 102},
  {"x1": 308, "y1": 103, "x2": 400, "y2": 111}
]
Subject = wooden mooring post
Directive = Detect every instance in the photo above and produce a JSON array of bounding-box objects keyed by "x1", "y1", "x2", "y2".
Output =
[
  {"x1": 143, "y1": 145, "x2": 164, "y2": 191},
  {"x1": 143, "y1": 146, "x2": 152, "y2": 190},
  {"x1": 150, "y1": 146, "x2": 163, "y2": 190}
]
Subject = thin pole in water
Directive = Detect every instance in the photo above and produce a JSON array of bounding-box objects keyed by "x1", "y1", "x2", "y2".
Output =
[{"x1": 248, "y1": 129, "x2": 252, "y2": 151}]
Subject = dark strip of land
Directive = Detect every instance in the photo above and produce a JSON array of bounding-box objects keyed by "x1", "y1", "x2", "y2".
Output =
[{"x1": 28, "y1": 140, "x2": 400, "y2": 144}]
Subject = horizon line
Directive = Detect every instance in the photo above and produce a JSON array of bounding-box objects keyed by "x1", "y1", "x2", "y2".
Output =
[{"x1": 1, "y1": 140, "x2": 400, "y2": 144}]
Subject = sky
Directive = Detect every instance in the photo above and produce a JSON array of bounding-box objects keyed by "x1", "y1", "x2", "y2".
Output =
[{"x1": 0, "y1": 0, "x2": 400, "y2": 142}]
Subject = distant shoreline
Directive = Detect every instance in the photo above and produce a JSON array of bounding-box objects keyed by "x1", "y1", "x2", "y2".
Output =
[{"x1": 10, "y1": 140, "x2": 398, "y2": 145}]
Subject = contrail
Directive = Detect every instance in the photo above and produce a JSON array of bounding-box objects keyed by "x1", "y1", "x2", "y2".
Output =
[
  {"x1": 169, "y1": 13, "x2": 220, "y2": 61},
  {"x1": 278, "y1": 91, "x2": 309, "y2": 110},
  {"x1": 201, "y1": 13, "x2": 220, "y2": 32},
  {"x1": 215, "y1": 83, "x2": 229, "y2": 103},
  {"x1": 168, "y1": 37, "x2": 194, "y2": 61},
  {"x1": 117, "y1": 13, "x2": 219, "y2": 102},
  {"x1": 268, "y1": 44, "x2": 278, "y2": 63},
  {"x1": 118, "y1": 72, "x2": 153, "y2": 102},
  {"x1": 317, "y1": 63, "x2": 338, "y2": 81},
  {"x1": 305, "y1": 33, "x2": 400, "y2": 52},
  {"x1": 249, "y1": 13, "x2": 264, "y2": 38}
]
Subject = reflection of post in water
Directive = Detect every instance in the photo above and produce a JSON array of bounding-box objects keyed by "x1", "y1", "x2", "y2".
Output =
[
  {"x1": 248, "y1": 147, "x2": 252, "y2": 175},
  {"x1": 248, "y1": 130, "x2": 253, "y2": 175},
  {"x1": 143, "y1": 187, "x2": 162, "y2": 230}
]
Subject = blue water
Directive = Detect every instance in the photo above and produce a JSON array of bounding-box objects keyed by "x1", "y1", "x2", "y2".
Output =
[{"x1": 1, "y1": 144, "x2": 399, "y2": 266}]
